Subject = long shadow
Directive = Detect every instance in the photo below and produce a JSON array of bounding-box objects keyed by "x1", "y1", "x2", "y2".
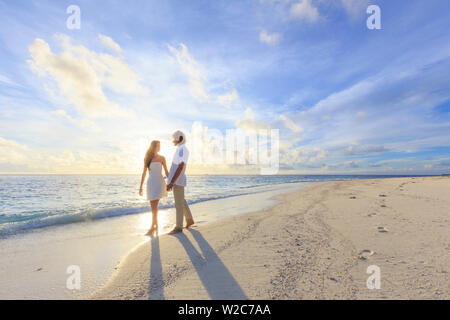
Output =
[
  {"x1": 174, "y1": 229, "x2": 248, "y2": 299},
  {"x1": 148, "y1": 232, "x2": 165, "y2": 299}
]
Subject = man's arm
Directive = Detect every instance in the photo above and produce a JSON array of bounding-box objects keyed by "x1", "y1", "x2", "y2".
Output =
[{"x1": 167, "y1": 162, "x2": 184, "y2": 190}]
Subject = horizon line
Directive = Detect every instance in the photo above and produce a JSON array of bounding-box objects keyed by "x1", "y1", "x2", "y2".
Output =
[{"x1": 0, "y1": 172, "x2": 446, "y2": 176}]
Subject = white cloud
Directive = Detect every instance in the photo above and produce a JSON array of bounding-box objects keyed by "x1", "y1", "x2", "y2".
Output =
[
  {"x1": 344, "y1": 144, "x2": 388, "y2": 156},
  {"x1": 98, "y1": 34, "x2": 122, "y2": 54},
  {"x1": 0, "y1": 137, "x2": 29, "y2": 164},
  {"x1": 168, "y1": 43, "x2": 209, "y2": 102},
  {"x1": 307, "y1": 147, "x2": 327, "y2": 162},
  {"x1": 50, "y1": 109, "x2": 100, "y2": 132},
  {"x1": 284, "y1": 51, "x2": 450, "y2": 157},
  {"x1": 28, "y1": 34, "x2": 146, "y2": 118},
  {"x1": 280, "y1": 114, "x2": 303, "y2": 133},
  {"x1": 279, "y1": 145, "x2": 327, "y2": 169},
  {"x1": 168, "y1": 43, "x2": 240, "y2": 108},
  {"x1": 217, "y1": 88, "x2": 240, "y2": 108},
  {"x1": 236, "y1": 108, "x2": 270, "y2": 131},
  {"x1": 0, "y1": 74, "x2": 20, "y2": 87},
  {"x1": 290, "y1": 0, "x2": 320, "y2": 22},
  {"x1": 259, "y1": 30, "x2": 281, "y2": 45},
  {"x1": 0, "y1": 136, "x2": 140, "y2": 174},
  {"x1": 340, "y1": 0, "x2": 370, "y2": 18}
]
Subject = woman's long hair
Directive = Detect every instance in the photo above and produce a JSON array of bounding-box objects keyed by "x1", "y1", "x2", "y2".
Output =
[{"x1": 144, "y1": 140, "x2": 160, "y2": 168}]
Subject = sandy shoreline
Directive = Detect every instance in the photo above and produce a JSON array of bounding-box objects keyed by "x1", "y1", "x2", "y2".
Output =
[
  {"x1": 0, "y1": 181, "x2": 307, "y2": 299},
  {"x1": 93, "y1": 176, "x2": 449, "y2": 300}
]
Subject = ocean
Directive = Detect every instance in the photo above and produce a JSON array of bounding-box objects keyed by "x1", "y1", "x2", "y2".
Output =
[{"x1": 0, "y1": 174, "x2": 427, "y2": 237}]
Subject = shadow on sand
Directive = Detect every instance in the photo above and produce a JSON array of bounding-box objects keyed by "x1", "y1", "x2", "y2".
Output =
[
  {"x1": 174, "y1": 228, "x2": 248, "y2": 299},
  {"x1": 148, "y1": 232, "x2": 165, "y2": 299}
]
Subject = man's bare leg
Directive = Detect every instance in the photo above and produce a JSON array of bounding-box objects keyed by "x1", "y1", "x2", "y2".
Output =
[{"x1": 168, "y1": 227, "x2": 183, "y2": 234}]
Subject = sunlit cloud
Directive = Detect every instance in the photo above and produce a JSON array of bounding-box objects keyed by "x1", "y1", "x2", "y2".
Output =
[
  {"x1": 290, "y1": 0, "x2": 320, "y2": 22},
  {"x1": 236, "y1": 108, "x2": 270, "y2": 132},
  {"x1": 280, "y1": 114, "x2": 303, "y2": 133},
  {"x1": 168, "y1": 43, "x2": 240, "y2": 108},
  {"x1": 0, "y1": 137, "x2": 29, "y2": 164},
  {"x1": 340, "y1": 0, "x2": 371, "y2": 18},
  {"x1": 98, "y1": 34, "x2": 122, "y2": 54},
  {"x1": 27, "y1": 34, "x2": 146, "y2": 118},
  {"x1": 50, "y1": 109, "x2": 100, "y2": 132},
  {"x1": 0, "y1": 136, "x2": 141, "y2": 173},
  {"x1": 259, "y1": 30, "x2": 281, "y2": 45}
]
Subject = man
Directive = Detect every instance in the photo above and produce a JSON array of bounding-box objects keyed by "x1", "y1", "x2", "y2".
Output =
[{"x1": 166, "y1": 130, "x2": 195, "y2": 234}]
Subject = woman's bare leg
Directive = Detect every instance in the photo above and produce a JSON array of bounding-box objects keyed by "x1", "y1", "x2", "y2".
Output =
[
  {"x1": 147, "y1": 199, "x2": 159, "y2": 235},
  {"x1": 150, "y1": 199, "x2": 159, "y2": 227}
]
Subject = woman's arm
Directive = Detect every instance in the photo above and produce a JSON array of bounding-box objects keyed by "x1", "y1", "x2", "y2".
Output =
[
  {"x1": 162, "y1": 157, "x2": 169, "y2": 177},
  {"x1": 139, "y1": 165, "x2": 148, "y2": 196}
]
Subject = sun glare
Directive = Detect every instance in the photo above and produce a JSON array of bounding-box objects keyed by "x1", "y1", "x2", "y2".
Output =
[{"x1": 137, "y1": 209, "x2": 171, "y2": 232}]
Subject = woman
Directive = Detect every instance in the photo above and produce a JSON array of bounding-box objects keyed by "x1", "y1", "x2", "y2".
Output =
[{"x1": 139, "y1": 140, "x2": 169, "y2": 236}]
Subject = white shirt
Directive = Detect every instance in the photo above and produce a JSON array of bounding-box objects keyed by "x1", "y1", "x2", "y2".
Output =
[{"x1": 168, "y1": 144, "x2": 189, "y2": 186}]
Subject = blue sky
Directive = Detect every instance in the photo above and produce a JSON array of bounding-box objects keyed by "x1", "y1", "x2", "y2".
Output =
[{"x1": 0, "y1": 0, "x2": 449, "y2": 174}]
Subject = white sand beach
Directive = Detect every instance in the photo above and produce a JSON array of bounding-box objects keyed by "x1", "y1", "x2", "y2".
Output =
[{"x1": 94, "y1": 176, "x2": 449, "y2": 300}]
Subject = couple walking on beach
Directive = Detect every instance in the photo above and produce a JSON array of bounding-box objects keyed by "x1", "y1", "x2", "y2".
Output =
[{"x1": 139, "y1": 130, "x2": 194, "y2": 236}]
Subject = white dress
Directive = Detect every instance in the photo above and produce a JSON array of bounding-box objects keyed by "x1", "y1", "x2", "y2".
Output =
[{"x1": 147, "y1": 162, "x2": 168, "y2": 201}]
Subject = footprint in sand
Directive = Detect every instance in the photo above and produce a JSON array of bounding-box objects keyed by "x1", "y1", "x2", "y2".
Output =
[
  {"x1": 379, "y1": 194, "x2": 387, "y2": 197},
  {"x1": 378, "y1": 226, "x2": 389, "y2": 233},
  {"x1": 356, "y1": 250, "x2": 375, "y2": 260},
  {"x1": 380, "y1": 204, "x2": 387, "y2": 208},
  {"x1": 368, "y1": 212, "x2": 377, "y2": 217},
  {"x1": 349, "y1": 196, "x2": 357, "y2": 199}
]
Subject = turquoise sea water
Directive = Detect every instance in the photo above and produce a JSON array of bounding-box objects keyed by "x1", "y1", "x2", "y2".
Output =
[{"x1": 0, "y1": 174, "x2": 429, "y2": 236}]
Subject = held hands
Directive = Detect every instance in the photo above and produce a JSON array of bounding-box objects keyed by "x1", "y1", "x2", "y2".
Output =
[{"x1": 166, "y1": 183, "x2": 174, "y2": 192}]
